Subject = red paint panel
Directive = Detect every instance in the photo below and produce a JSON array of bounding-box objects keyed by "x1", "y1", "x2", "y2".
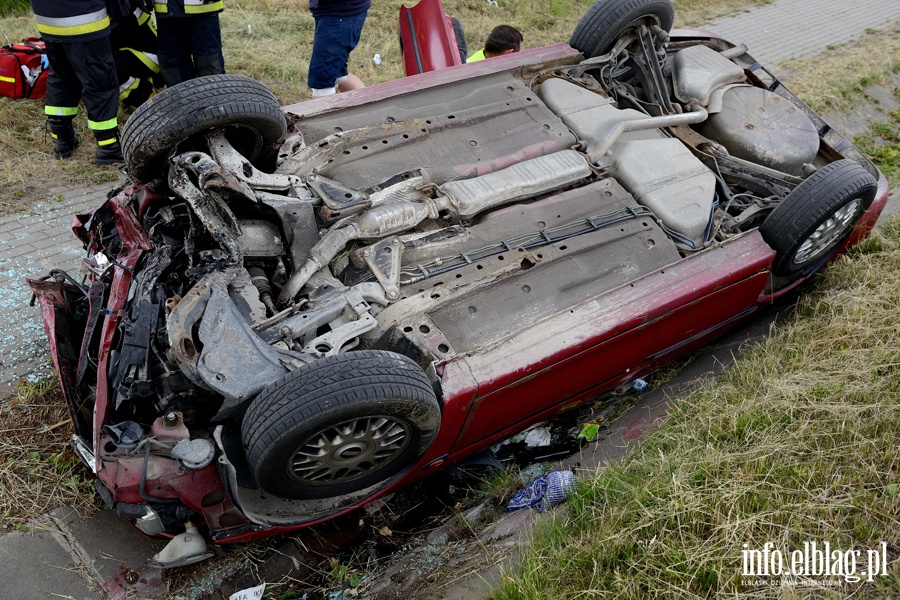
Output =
[
  {"x1": 451, "y1": 233, "x2": 774, "y2": 450},
  {"x1": 399, "y1": 0, "x2": 461, "y2": 76},
  {"x1": 92, "y1": 192, "x2": 152, "y2": 472}
]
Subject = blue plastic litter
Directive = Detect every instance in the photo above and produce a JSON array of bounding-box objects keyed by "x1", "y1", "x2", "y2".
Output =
[
  {"x1": 630, "y1": 378, "x2": 649, "y2": 393},
  {"x1": 506, "y1": 470, "x2": 575, "y2": 512}
]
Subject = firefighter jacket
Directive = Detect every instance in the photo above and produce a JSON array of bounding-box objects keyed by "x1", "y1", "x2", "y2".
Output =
[
  {"x1": 154, "y1": 0, "x2": 224, "y2": 17},
  {"x1": 29, "y1": 0, "x2": 111, "y2": 43}
]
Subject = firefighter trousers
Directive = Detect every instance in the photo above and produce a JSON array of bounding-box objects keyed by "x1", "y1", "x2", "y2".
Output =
[{"x1": 45, "y1": 36, "x2": 119, "y2": 139}]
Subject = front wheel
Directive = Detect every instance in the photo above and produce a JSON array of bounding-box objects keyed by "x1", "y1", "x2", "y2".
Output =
[
  {"x1": 759, "y1": 159, "x2": 877, "y2": 284},
  {"x1": 122, "y1": 74, "x2": 287, "y2": 182},
  {"x1": 570, "y1": 0, "x2": 675, "y2": 59},
  {"x1": 241, "y1": 350, "x2": 441, "y2": 500}
]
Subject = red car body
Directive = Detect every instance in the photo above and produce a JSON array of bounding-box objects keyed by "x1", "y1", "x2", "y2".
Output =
[
  {"x1": 28, "y1": 14, "x2": 888, "y2": 549},
  {"x1": 399, "y1": 0, "x2": 464, "y2": 75}
]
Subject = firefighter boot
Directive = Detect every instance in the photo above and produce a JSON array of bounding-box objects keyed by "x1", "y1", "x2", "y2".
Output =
[
  {"x1": 94, "y1": 129, "x2": 124, "y2": 166},
  {"x1": 48, "y1": 116, "x2": 79, "y2": 159}
]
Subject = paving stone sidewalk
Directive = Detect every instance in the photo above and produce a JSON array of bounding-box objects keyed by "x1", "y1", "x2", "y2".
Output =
[
  {"x1": 705, "y1": 0, "x2": 900, "y2": 68},
  {"x1": 0, "y1": 183, "x2": 109, "y2": 394}
]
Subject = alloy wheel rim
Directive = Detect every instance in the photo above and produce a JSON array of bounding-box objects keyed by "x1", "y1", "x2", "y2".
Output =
[
  {"x1": 793, "y1": 199, "x2": 862, "y2": 265},
  {"x1": 288, "y1": 416, "x2": 411, "y2": 484}
]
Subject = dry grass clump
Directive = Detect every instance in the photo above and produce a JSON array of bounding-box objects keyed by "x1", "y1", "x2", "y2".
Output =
[
  {"x1": 0, "y1": 378, "x2": 98, "y2": 529},
  {"x1": 494, "y1": 218, "x2": 900, "y2": 599}
]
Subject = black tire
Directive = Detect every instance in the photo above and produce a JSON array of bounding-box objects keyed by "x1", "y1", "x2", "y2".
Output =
[
  {"x1": 570, "y1": 0, "x2": 675, "y2": 59},
  {"x1": 241, "y1": 350, "x2": 441, "y2": 500},
  {"x1": 122, "y1": 74, "x2": 287, "y2": 183},
  {"x1": 759, "y1": 159, "x2": 877, "y2": 283}
]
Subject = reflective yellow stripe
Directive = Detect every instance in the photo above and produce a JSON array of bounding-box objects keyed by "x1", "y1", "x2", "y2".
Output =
[
  {"x1": 135, "y1": 8, "x2": 151, "y2": 25},
  {"x1": 33, "y1": 8, "x2": 107, "y2": 28},
  {"x1": 88, "y1": 117, "x2": 118, "y2": 131},
  {"x1": 119, "y1": 76, "x2": 140, "y2": 100},
  {"x1": 46, "y1": 106, "x2": 79, "y2": 117},
  {"x1": 35, "y1": 16, "x2": 110, "y2": 38},
  {"x1": 0, "y1": 75, "x2": 15, "y2": 83},
  {"x1": 153, "y1": 1, "x2": 222, "y2": 15},
  {"x1": 98, "y1": 137, "x2": 118, "y2": 146},
  {"x1": 134, "y1": 8, "x2": 156, "y2": 37},
  {"x1": 184, "y1": 5, "x2": 223, "y2": 14},
  {"x1": 123, "y1": 48, "x2": 161, "y2": 73},
  {"x1": 184, "y1": 0, "x2": 224, "y2": 14}
]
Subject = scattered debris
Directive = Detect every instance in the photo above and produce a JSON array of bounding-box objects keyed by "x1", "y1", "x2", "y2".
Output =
[
  {"x1": 630, "y1": 378, "x2": 650, "y2": 392},
  {"x1": 576, "y1": 422, "x2": 601, "y2": 444},
  {"x1": 505, "y1": 470, "x2": 576, "y2": 512},
  {"x1": 229, "y1": 582, "x2": 265, "y2": 600},
  {"x1": 495, "y1": 419, "x2": 586, "y2": 466}
]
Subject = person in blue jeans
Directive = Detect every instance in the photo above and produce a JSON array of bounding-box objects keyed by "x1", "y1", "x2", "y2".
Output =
[{"x1": 307, "y1": 0, "x2": 369, "y2": 97}]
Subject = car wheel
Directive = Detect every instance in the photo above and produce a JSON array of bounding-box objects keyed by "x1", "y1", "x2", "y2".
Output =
[
  {"x1": 570, "y1": 0, "x2": 675, "y2": 59},
  {"x1": 122, "y1": 74, "x2": 287, "y2": 183},
  {"x1": 759, "y1": 159, "x2": 877, "y2": 284},
  {"x1": 241, "y1": 350, "x2": 441, "y2": 500}
]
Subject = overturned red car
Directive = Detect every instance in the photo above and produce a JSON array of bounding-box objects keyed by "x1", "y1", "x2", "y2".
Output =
[{"x1": 28, "y1": 0, "x2": 888, "y2": 566}]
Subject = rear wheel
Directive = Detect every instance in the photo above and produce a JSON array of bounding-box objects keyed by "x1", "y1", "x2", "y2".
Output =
[
  {"x1": 241, "y1": 350, "x2": 441, "y2": 500},
  {"x1": 570, "y1": 0, "x2": 675, "y2": 59},
  {"x1": 122, "y1": 74, "x2": 287, "y2": 183},
  {"x1": 759, "y1": 159, "x2": 877, "y2": 285}
]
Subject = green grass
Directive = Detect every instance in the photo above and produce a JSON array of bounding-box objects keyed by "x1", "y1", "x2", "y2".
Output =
[
  {"x1": 0, "y1": 0, "x2": 28, "y2": 18},
  {"x1": 780, "y1": 25, "x2": 900, "y2": 114},
  {"x1": 856, "y1": 106, "x2": 900, "y2": 187},
  {"x1": 494, "y1": 217, "x2": 900, "y2": 598}
]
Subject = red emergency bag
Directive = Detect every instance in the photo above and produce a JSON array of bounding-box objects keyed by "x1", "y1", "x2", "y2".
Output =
[{"x1": 0, "y1": 38, "x2": 49, "y2": 99}]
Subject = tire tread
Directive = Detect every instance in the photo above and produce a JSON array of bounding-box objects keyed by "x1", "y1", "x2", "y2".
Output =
[
  {"x1": 122, "y1": 75, "x2": 286, "y2": 181},
  {"x1": 570, "y1": 0, "x2": 675, "y2": 58},
  {"x1": 760, "y1": 159, "x2": 877, "y2": 278},
  {"x1": 241, "y1": 350, "x2": 440, "y2": 499}
]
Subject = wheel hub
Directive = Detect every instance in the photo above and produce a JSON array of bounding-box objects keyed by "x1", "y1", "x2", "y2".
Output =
[
  {"x1": 793, "y1": 198, "x2": 863, "y2": 265},
  {"x1": 288, "y1": 416, "x2": 411, "y2": 485}
]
